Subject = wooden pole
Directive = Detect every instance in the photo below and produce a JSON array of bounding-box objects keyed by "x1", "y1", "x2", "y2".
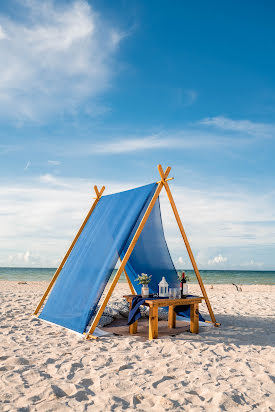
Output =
[
  {"x1": 158, "y1": 164, "x2": 217, "y2": 325},
  {"x1": 124, "y1": 271, "x2": 136, "y2": 295},
  {"x1": 190, "y1": 303, "x2": 199, "y2": 334},
  {"x1": 119, "y1": 256, "x2": 136, "y2": 295},
  {"x1": 149, "y1": 305, "x2": 158, "y2": 340},
  {"x1": 33, "y1": 185, "x2": 105, "y2": 316},
  {"x1": 168, "y1": 306, "x2": 176, "y2": 328},
  {"x1": 85, "y1": 166, "x2": 171, "y2": 339}
]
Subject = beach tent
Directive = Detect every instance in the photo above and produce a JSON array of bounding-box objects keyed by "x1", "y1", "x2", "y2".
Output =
[{"x1": 33, "y1": 165, "x2": 217, "y2": 339}]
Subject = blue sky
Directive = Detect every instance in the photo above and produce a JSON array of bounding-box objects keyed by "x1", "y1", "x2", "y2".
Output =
[{"x1": 0, "y1": 0, "x2": 274, "y2": 269}]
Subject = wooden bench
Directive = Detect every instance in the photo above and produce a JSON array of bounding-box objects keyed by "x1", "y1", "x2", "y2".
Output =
[{"x1": 123, "y1": 295, "x2": 203, "y2": 340}]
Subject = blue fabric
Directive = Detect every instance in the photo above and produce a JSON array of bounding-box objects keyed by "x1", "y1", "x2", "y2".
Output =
[
  {"x1": 175, "y1": 306, "x2": 205, "y2": 322},
  {"x1": 174, "y1": 295, "x2": 205, "y2": 322},
  {"x1": 127, "y1": 296, "x2": 165, "y2": 325},
  {"x1": 122, "y1": 198, "x2": 178, "y2": 295},
  {"x1": 39, "y1": 183, "x2": 157, "y2": 333}
]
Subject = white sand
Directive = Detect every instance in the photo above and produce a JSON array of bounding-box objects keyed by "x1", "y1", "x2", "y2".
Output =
[{"x1": 0, "y1": 281, "x2": 274, "y2": 411}]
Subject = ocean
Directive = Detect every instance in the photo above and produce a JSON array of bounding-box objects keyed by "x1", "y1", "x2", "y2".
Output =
[{"x1": 0, "y1": 267, "x2": 274, "y2": 284}]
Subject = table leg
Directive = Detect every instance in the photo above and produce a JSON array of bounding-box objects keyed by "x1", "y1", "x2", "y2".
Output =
[
  {"x1": 149, "y1": 305, "x2": 158, "y2": 340},
  {"x1": 168, "y1": 306, "x2": 176, "y2": 328},
  {"x1": 190, "y1": 303, "x2": 199, "y2": 334},
  {"x1": 129, "y1": 321, "x2": 138, "y2": 334}
]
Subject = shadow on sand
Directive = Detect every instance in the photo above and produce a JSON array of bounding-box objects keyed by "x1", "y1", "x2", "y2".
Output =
[{"x1": 178, "y1": 313, "x2": 275, "y2": 347}]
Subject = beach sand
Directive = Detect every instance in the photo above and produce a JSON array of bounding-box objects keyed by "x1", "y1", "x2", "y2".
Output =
[{"x1": 0, "y1": 281, "x2": 274, "y2": 411}]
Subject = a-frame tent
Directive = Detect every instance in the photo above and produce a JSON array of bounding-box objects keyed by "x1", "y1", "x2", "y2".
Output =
[{"x1": 33, "y1": 165, "x2": 218, "y2": 339}]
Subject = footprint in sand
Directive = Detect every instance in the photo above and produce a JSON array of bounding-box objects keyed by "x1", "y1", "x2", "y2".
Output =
[{"x1": 152, "y1": 375, "x2": 175, "y2": 389}]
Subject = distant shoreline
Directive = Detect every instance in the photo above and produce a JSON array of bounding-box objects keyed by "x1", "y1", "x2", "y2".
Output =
[
  {"x1": 0, "y1": 280, "x2": 274, "y2": 294},
  {"x1": 0, "y1": 267, "x2": 274, "y2": 285}
]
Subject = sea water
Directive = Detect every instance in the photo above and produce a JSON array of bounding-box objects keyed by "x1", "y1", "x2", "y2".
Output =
[{"x1": 0, "y1": 267, "x2": 274, "y2": 284}]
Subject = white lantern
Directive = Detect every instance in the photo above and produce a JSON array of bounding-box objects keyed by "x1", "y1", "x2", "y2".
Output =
[{"x1": 158, "y1": 276, "x2": 169, "y2": 297}]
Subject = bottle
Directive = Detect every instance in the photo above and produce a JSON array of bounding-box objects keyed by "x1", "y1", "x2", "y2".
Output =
[{"x1": 180, "y1": 271, "x2": 187, "y2": 298}]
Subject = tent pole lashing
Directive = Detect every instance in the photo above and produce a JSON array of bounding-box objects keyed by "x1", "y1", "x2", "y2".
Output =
[{"x1": 32, "y1": 185, "x2": 105, "y2": 316}]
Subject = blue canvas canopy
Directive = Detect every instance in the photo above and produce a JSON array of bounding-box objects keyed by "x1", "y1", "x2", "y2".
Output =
[{"x1": 39, "y1": 183, "x2": 179, "y2": 334}]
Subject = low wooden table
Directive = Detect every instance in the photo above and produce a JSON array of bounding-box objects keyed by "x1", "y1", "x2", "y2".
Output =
[{"x1": 124, "y1": 295, "x2": 203, "y2": 340}]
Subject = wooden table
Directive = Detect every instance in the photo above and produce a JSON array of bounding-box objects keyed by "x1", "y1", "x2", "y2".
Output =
[{"x1": 124, "y1": 295, "x2": 203, "y2": 340}]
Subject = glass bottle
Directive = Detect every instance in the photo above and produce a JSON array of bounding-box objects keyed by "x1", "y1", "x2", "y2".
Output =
[{"x1": 180, "y1": 271, "x2": 188, "y2": 298}]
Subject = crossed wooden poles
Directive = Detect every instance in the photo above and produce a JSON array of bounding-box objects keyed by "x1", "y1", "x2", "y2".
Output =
[{"x1": 33, "y1": 165, "x2": 218, "y2": 340}]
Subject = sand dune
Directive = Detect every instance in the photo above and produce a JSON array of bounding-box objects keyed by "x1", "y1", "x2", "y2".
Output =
[{"x1": 0, "y1": 281, "x2": 274, "y2": 411}]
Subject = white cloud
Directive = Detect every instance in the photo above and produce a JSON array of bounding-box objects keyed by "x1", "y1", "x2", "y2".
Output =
[
  {"x1": 94, "y1": 135, "x2": 171, "y2": 154},
  {"x1": 180, "y1": 89, "x2": 198, "y2": 106},
  {"x1": 48, "y1": 160, "x2": 61, "y2": 166},
  {"x1": 65, "y1": 131, "x2": 252, "y2": 156},
  {"x1": 24, "y1": 161, "x2": 31, "y2": 170},
  {"x1": 0, "y1": 175, "x2": 274, "y2": 268},
  {"x1": 4, "y1": 116, "x2": 272, "y2": 156},
  {"x1": 0, "y1": 0, "x2": 124, "y2": 122},
  {"x1": 8, "y1": 251, "x2": 30, "y2": 265},
  {"x1": 159, "y1": 184, "x2": 275, "y2": 269},
  {"x1": 0, "y1": 24, "x2": 7, "y2": 40},
  {"x1": 208, "y1": 254, "x2": 228, "y2": 265},
  {"x1": 199, "y1": 116, "x2": 275, "y2": 137},
  {"x1": 240, "y1": 259, "x2": 264, "y2": 268},
  {"x1": 0, "y1": 175, "x2": 134, "y2": 267},
  {"x1": 0, "y1": 144, "x2": 21, "y2": 154},
  {"x1": 39, "y1": 173, "x2": 69, "y2": 187},
  {"x1": 7, "y1": 250, "x2": 49, "y2": 267},
  {"x1": 62, "y1": 114, "x2": 275, "y2": 155}
]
